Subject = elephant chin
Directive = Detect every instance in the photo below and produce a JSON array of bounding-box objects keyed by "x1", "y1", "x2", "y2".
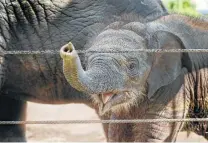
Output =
[{"x1": 93, "y1": 91, "x2": 136, "y2": 115}]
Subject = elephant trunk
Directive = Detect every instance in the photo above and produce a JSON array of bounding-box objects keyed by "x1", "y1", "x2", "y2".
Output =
[
  {"x1": 60, "y1": 42, "x2": 124, "y2": 94},
  {"x1": 60, "y1": 42, "x2": 87, "y2": 92}
]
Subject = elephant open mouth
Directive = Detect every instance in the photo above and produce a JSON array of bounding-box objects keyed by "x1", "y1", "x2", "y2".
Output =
[
  {"x1": 96, "y1": 91, "x2": 132, "y2": 115},
  {"x1": 100, "y1": 92, "x2": 117, "y2": 104}
]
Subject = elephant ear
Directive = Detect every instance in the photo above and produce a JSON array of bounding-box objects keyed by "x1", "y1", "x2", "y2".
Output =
[{"x1": 147, "y1": 31, "x2": 185, "y2": 99}]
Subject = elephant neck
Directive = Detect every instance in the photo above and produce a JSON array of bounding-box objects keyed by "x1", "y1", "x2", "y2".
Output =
[{"x1": 0, "y1": 0, "x2": 41, "y2": 51}]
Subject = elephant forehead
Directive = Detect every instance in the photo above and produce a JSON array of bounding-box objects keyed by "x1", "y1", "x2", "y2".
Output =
[{"x1": 90, "y1": 29, "x2": 146, "y2": 50}]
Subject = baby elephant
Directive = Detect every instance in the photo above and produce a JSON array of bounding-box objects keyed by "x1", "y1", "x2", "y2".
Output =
[{"x1": 60, "y1": 14, "x2": 208, "y2": 142}]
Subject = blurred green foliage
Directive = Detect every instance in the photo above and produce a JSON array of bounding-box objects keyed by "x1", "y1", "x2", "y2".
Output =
[{"x1": 162, "y1": 0, "x2": 201, "y2": 16}]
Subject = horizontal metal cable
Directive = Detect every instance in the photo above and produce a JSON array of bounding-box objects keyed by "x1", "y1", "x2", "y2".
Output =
[
  {"x1": 2, "y1": 49, "x2": 208, "y2": 55},
  {"x1": 1, "y1": 118, "x2": 208, "y2": 124}
]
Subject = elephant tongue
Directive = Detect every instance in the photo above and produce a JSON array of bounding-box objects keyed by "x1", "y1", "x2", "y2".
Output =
[{"x1": 102, "y1": 93, "x2": 114, "y2": 104}]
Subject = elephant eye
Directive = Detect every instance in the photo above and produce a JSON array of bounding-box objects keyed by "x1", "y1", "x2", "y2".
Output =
[
  {"x1": 127, "y1": 59, "x2": 139, "y2": 77},
  {"x1": 129, "y1": 62, "x2": 136, "y2": 70}
]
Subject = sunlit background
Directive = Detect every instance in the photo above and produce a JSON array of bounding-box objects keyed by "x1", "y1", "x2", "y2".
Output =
[{"x1": 162, "y1": 0, "x2": 208, "y2": 16}]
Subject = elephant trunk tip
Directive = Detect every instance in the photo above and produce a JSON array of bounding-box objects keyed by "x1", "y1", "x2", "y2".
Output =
[{"x1": 60, "y1": 42, "x2": 76, "y2": 60}]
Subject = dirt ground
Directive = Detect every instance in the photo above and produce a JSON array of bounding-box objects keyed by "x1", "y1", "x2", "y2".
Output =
[{"x1": 26, "y1": 102, "x2": 208, "y2": 142}]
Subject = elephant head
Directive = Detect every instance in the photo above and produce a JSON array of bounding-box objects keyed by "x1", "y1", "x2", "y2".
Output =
[{"x1": 60, "y1": 21, "x2": 185, "y2": 115}]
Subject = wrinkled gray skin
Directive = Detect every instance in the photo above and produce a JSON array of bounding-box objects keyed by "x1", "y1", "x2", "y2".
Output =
[
  {"x1": 0, "y1": 0, "x2": 168, "y2": 141},
  {"x1": 61, "y1": 14, "x2": 208, "y2": 142}
]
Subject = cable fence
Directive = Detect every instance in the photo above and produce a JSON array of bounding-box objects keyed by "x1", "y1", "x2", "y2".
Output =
[
  {"x1": 2, "y1": 49, "x2": 208, "y2": 55},
  {"x1": 1, "y1": 118, "x2": 208, "y2": 124}
]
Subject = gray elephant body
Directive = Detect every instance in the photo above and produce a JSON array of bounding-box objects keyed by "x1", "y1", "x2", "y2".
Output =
[
  {"x1": 0, "y1": 0, "x2": 168, "y2": 141},
  {"x1": 61, "y1": 14, "x2": 208, "y2": 142}
]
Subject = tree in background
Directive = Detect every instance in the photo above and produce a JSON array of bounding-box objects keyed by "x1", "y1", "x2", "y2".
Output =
[{"x1": 162, "y1": 0, "x2": 201, "y2": 16}]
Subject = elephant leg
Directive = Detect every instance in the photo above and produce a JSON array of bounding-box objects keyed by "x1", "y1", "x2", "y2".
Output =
[
  {"x1": 0, "y1": 96, "x2": 27, "y2": 142},
  {"x1": 134, "y1": 86, "x2": 191, "y2": 142}
]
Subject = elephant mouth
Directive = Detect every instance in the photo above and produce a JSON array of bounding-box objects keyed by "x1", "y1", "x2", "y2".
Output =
[
  {"x1": 95, "y1": 91, "x2": 132, "y2": 115},
  {"x1": 101, "y1": 92, "x2": 116, "y2": 104}
]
